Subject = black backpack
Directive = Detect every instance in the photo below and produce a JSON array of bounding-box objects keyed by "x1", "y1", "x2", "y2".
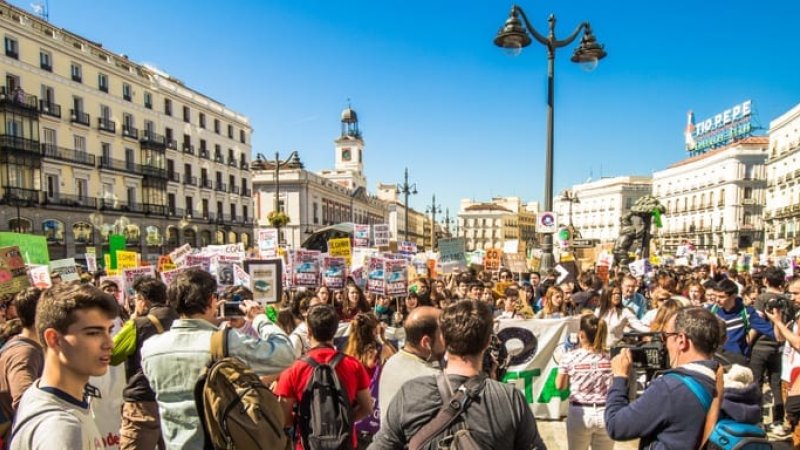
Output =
[{"x1": 296, "y1": 352, "x2": 352, "y2": 450}]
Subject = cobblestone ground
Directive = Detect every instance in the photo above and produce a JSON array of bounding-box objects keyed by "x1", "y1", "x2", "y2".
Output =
[{"x1": 536, "y1": 419, "x2": 792, "y2": 449}]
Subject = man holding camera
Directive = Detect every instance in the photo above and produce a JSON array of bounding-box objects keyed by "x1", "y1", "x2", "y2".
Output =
[
  {"x1": 764, "y1": 277, "x2": 800, "y2": 447},
  {"x1": 605, "y1": 307, "x2": 722, "y2": 449}
]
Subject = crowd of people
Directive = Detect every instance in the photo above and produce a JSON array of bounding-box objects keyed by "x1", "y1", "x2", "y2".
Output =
[{"x1": 0, "y1": 260, "x2": 799, "y2": 449}]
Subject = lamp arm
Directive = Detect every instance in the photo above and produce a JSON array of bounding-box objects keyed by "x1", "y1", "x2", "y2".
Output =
[
  {"x1": 552, "y1": 22, "x2": 588, "y2": 49},
  {"x1": 514, "y1": 6, "x2": 549, "y2": 46}
]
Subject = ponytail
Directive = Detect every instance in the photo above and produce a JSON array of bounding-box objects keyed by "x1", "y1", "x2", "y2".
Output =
[{"x1": 579, "y1": 313, "x2": 608, "y2": 353}]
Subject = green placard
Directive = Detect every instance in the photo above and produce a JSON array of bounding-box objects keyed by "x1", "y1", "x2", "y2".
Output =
[
  {"x1": 0, "y1": 232, "x2": 50, "y2": 265},
  {"x1": 109, "y1": 234, "x2": 126, "y2": 270}
]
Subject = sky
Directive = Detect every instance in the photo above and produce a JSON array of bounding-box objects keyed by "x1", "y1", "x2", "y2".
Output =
[{"x1": 17, "y1": 0, "x2": 800, "y2": 220}]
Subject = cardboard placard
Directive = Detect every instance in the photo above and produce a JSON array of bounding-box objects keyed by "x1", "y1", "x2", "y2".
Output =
[
  {"x1": 49, "y1": 258, "x2": 80, "y2": 282},
  {"x1": 328, "y1": 238, "x2": 352, "y2": 267},
  {"x1": 0, "y1": 233, "x2": 49, "y2": 265},
  {"x1": 484, "y1": 248, "x2": 502, "y2": 271}
]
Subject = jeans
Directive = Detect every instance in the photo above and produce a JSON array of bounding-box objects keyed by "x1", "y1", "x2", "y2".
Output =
[
  {"x1": 750, "y1": 343, "x2": 784, "y2": 423},
  {"x1": 566, "y1": 404, "x2": 615, "y2": 450}
]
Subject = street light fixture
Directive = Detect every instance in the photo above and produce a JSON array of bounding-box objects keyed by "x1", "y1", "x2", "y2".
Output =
[
  {"x1": 494, "y1": 4, "x2": 606, "y2": 274},
  {"x1": 272, "y1": 150, "x2": 301, "y2": 245},
  {"x1": 426, "y1": 194, "x2": 442, "y2": 251},
  {"x1": 397, "y1": 167, "x2": 417, "y2": 243}
]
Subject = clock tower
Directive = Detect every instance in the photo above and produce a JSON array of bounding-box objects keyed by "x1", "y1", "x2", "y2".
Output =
[{"x1": 332, "y1": 103, "x2": 366, "y2": 190}]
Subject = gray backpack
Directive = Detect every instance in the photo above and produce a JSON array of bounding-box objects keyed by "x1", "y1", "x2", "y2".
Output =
[
  {"x1": 297, "y1": 352, "x2": 352, "y2": 450},
  {"x1": 409, "y1": 374, "x2": 485, "y2": 450}
]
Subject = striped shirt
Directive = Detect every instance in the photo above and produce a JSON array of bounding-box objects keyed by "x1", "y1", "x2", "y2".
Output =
[{"x1": 558, "y1": 348, "x2": 613, "y2": 404}]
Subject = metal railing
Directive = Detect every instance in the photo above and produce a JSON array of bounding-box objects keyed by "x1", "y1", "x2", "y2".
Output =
[
  {"x1": 70, "y1": 109, "x2": 90, "y2": 126},
  {"x1": 97, "y1": 117, "x2": 116, "y2": 133},
  {"x1": 42, "y1": 144, "x2": 95, "y2": 166}
]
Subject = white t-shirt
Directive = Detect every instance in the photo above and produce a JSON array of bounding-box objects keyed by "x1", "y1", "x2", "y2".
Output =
[{"x1": 558, "y1": 348, "x2": 613, "y2": 404}]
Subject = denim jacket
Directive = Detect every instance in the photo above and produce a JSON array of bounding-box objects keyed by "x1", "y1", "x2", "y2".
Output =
[{"x1": 141, "y1": 315, "x2": 294, "y2": 450}]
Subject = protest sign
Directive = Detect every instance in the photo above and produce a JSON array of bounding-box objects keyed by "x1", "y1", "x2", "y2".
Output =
[
  {"x1": 244, "y1": 259, "x2": 282, "y2": 304},
  {"x1": 122, "y1": 266, "x2": 155, "y2": 298},
  {"x1": 328, "y1": 238, "x2": 352, "y2": 267},
  {"x1": 215, "y1": 261, "x2": 235, "y2": 286},
  {"x1": 185, "y1": 254, "x2": 212, "y2": 273},
  {"x1": 398, "y1": 241, "x2": 417, "y2": 255},
  {"x1": 0, "y1": 233, "x2": 49, "y2": 266},
  {"x1": 157, "y1": 255, "x2": 176, "y2": 273},
  {"x1": 354, "y1": 225, "x2": 370, "y2": 247},
  {"x1": 232, "y1": 264, "x2": 251, "y2": 288},
  {"x1": 292, "y1": 250, "x2": 321, "y2": 288},
  {"x1": 484, "y1": 248, "x2": 502, "y2": 271},
  {"x1": 0, "y1": 246, "x2": 29, "y2": 295},
  {"x1": 628, "y1": 259, "x2": 647, "y2": 278},
  {"x1": 109, "y1": 235, "x2": 126, "y2": 269},
  {"x1": 116, "y1": 251, "x2": 139, "y2": 270},
  {"x1": 322, "y1": 257, "x2": 347, "y2": 289},
  {"x1": 85, "y1": 248, "x2": 97, "y2": 273},
  {"x1": 373, "y1": 224, "x2": 390, "y2": 247},
  {"x1": 206, "y1": 243, "x2": 245, "y2": 255},
  {"x1": 50, "y1": 258, "x2": 80, "y2": 282},
  {"x1": 104, "y1": 253, "x2": 111, "y2": 271},
  {"x1": 99, "y1": 275, "x2": 124, "y2": 305},
  {"x1": 169, "y1": 243, "x2": 192, "y2": 267},
  {"x1": 503, "y1": 239, "x2": 519, "y2": 254},
  {"x1": 366, "y1": 257, "x2": 385, "y2": 295},
  {"x1": 28, "y1": 265, "x2": 52, "y2": 289},
  {"x1": 438, "y1": 238, "x2": 466, "y2": 273},
  {"x1": 504, "y1": 253, "x2": 528, "y2": 274},
  {"x1": 257, "y1": 229, "x2": 279, "y2": 258},
  {"x1": 384, "y1": 258, "x2": 408, "y2": 296}
]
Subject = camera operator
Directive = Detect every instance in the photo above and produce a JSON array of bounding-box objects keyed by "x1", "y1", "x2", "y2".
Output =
[
  {"x1": 752, "y1": 266, "x2": 790, "y2": 437},
  {"x1": 605, "y1": 307, "x2": 722, "y2": 449},
  {"x1": 764, "y1": 277, "x2": 800, "y2": 447}
]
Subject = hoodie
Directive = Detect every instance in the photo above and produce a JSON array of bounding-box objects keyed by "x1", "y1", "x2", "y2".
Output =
[{"x1": 720, "y1": 364, "x2": 762, "y2": 424}]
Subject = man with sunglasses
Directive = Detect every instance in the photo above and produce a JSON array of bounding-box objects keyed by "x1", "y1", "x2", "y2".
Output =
[{"x1": 605, "y1": 307, "x2": 723, "y2": 449}]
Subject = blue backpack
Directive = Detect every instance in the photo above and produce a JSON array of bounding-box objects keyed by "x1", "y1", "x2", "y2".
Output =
[{"x1": 668, "y1": 372, "x2": 772, "y2": 450}]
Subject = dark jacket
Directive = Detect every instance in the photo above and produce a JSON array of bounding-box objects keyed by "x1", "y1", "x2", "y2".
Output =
[
  {"x1": 605, "y1": 360, "x2": 718, "y2": 450},
  {"x1": 721, "y1": 382, "x2": 762, "y2": 424},
  {"x1": 123, "y1": 305, "x2": 178, "y2": 402}
]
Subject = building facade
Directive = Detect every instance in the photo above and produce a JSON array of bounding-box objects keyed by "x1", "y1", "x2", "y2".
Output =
[
  {"x1": 252, "y1": 107, "x2": 432, "y2": 249},
  {"x1": 765, "y1": 103, "x2": 800, "y2": 252},
  {"x1": 653, "y1": 137, "x2": 768, "y2": 255},
  {"x1": 458, "y1": 196, "x2": 537, "y2": 252},
  {"x1": 554, "y1": 176, "x2": 652, "y2": 244},
  {"x1": 0, "y1": 2, "x2": 254, "y2": 263}
]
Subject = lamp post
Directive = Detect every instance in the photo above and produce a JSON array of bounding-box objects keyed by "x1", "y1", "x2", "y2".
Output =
[
  {"x1": 561, "y1": 190, "x2": 581, "y2": 240},
  {"x1": 443, "y1": 208, "x2": 453, "y2": 238},
  {"x1": 272, "y1": 151, "x2": 300, "y2": 245},
  {"x1": 397, "y1": 167, "x2": 417, "y2": 243},
  {"x1": 494, "y1": 5, "x2": 606, "y2": 273},
  {"x1": 426, "y1": 194, "x2": 442, "y2": 251}
]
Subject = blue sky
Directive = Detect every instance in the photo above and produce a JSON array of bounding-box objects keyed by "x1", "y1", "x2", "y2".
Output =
[{"x1": 20, "y1": 0, "x2": 800, "y2": 219}]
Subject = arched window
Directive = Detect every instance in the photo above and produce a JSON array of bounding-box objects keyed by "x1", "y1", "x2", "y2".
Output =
[
  {"x1": 183, "y1": 228, "x2": 197, "y2": 247},
  {"x1": 166, "y1": 226, "x2": 179, "y2": 249},
  {"x1": 241, "y1": 232, "x2": 250, "y2": 248},
  {"x1": 8, "y1": 217, "x2": 32, "y2": 234},
  {"x1": 72, "y1": 222, "x2": 93, "y2": 245},
  {"x1": 124, "y1": 224, "x2": 140, "y2": 246},
  {"x1": 145, "y1": 226, "x2": 162, "y2": 246},
  {"x1": 228, "y1": 231, "x2": 237, "y2": 244},
  {"x1": 200, "y1": 230, "x2": 212, "y2": 247},
  {"x1": 42, "y1": 219, "x2": 65, "y2": 245}
]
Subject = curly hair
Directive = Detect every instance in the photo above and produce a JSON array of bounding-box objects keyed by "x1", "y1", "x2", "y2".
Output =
[{"x1": 343, "y1": 312, "x2": 380, "y2": 368}]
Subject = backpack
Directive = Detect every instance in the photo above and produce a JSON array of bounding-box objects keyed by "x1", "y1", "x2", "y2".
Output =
[
  {"x1": 408, "y1": 374, "x2": 486, "y2": 450},
  {"x1": 668, "y1": 372, "x2": 772, "y2": 450},
  {"x1": 296, "y1": 352, "x2": 353, "y2": 450},
  {"x1": 194, "y1": 328, "x2": 291, "y2": 450}
]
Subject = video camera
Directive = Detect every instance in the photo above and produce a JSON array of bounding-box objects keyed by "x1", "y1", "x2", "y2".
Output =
[
  {"x1": 610, "y1": 332, "x2": 669, "y2": 372},
  {"x1": 766, "y1": 294, "x2": 798, "y2": 325}
]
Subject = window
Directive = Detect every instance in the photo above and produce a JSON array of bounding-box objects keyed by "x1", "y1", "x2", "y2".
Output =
[
  {"x1": 243, "y1": 205, "x2": 248, "y2": 222},
  {"x1": 70, "y1": 62, "x2": 82, "y2": 82},
  {"x1": 313, "y1": 202, "x2": 319, "y2": 224},
  {"x1": 214, "y1": 118, "x2": 220, "y2": 134},
  {"x1": 230, "y1": 203, "x2": 236, "y2": 219},
  {"x1": 143, "y1": 91, "x2": 152, "y2": 109},
  {"x1": 4, "y1": 36, "x2": 18, "y2": 59},
  {"x1": 72, "y1": 96, "x2": 84, "y2": 115},
  {"x1": 100, "y1": 105, "x2": 110, "y2": 120},
  {"x1": 202, "y1": 199, "x2": 209, "y2": 217},
  {"x1": 76, "y1": 179, "x2": 88, "y2": 200},
  {"x1": 46, "y1": 174, "x2": 58, "y2": 198},
  {"x1": 186, "y1": 196, "x2": 194, "y2": 216},
  {"x1": 122, "y1": 83, "x2": 132, "y2": 101},
  {"x1": 239, "y1": 129, "x2": 245, "y2": 144},
  {"x1": 216, "y1": 201, "x2": 223, "y2": 218},
  {"x1": 164, "y1": 98, "x2": 172, "y2": 116},
  {"x1": 184, "y1": 163, "x2": 192, "y2": 178},
  {"x1": 73, "y1": 135, "x2": 86, "y2": 156},
  {"x1": 165, "y1": 127, "x2": 173, "y2": 144},
  {"x1": 227, "y1": 124, "x2": 233, "y2": 138},
  {"x1": 127, "y1": 187, "x2": 137, "y2": 207},
  {"x1": 40, "y1": 85, "x2": 54, "y2": 105},
  {"x1": 744, "y1": 187, "x2": 753, "y2": 200},
  {"x1": 101, "y1": 142, "x2": 111, "y2": 161},
  {"x1": 98, "y1": 73, "x2": 108, "y2": 92},
  {"x1": 125, "y1": 148, "x2": 135, "y2": 170},
  {"x1": 39, "y1": 50, "x2": 52, "y2": 71},
  {"x1": 42, "y1": 128, "x2": 56, "y2": 153},
  {"x1": 199, "y1": 113, "x2": 206, "y2": 129},
  {"x1": 183, "y1": 105, "x2": 190, "y2": 123}
]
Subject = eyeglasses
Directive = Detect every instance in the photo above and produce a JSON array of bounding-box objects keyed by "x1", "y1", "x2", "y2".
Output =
[{"x1": 661, "y1": 331, "x2": 679, "y2": 341}]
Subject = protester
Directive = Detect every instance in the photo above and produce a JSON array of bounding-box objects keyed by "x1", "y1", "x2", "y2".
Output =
[
  {"x1": 595, "y1": 285, "x2": 648, "y2": 348},
  {"x1": 556, "y1": 314, "x2": 614, "y2": 450},
  {"x1": 140, "y1": 269, "x2": 295, "y2": 449},
  {"x1": 341, "y1": 283, "x2": 371, "y2": 321},
  {"x1": 686, "y1": 281, "x2": 706, "y2": 306},
  {"x1": 605, "y1": 306, "x2": 723, "y2": 448},
  {"x1": 370, "y1": 299, "x2": 546, "y2": 450},
  {"x1": 9, "y1": 282, "x2": 118, "y2": 450},
  {"x1": 378, "y1": 306, "x2": 444, "y2": 424},
  {"x1": 274, "y1": 304, "x2": 373, "y2": 450},
  {"x1": 709, "y1": 278, "x2": 776, "y2": 365},
  {"x1": 620, "y1": 275, "x2": 647, "y2": 320},
  {"x1": 537, "y1": 286, "x2": 568, "y2": 319}
]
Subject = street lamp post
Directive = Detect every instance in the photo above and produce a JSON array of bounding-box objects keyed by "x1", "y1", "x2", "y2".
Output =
[
  {"x1": 443, "y1": 208, "x2": 453, "y2": 238},
  {"x1": 561, "y1": 190, "x2": 581, "y2": 239},
  {"x1": 272, "y1": 150, "x2": 300, "y2": 245},
  {"x1": 494, "y1": 5, "x2": 606, "y2": 274},
  {"x1": 426, "y1": 194, "x2": 442, "y2": 251},
  {"x1": 397, "y1": 168, "x2": 417, "y2": 243}
]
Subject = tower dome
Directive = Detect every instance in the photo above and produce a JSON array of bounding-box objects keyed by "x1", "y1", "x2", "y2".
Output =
[
  {"x1": 341, "y1": 106, "x2": 358, "y2": 123},
  {"x1": 339, "y1": 102, "x2": 361, "y2": 138}
]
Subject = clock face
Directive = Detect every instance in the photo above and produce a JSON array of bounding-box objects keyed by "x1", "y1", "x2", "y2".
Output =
[{"x1": 342, "y1": 149, "x2": 351, "y2": 161}]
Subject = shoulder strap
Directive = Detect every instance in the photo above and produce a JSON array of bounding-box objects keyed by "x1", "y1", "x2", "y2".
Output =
[
  {"x1": 666, "y1": 367, "x2": 723, "y2": 450},
  {"x1": 146, "y1": 314, "x2": 164, "y2": 334},
  {"x1": 209, "y1": 328, "x2": 229, "y2": 361},
  {"x1": 666, "y1": 372, "x2": 711, "y2": 410},
  {"x1": 408, "y1": 374, "x2": 485, "y2": 450},
  {"x1": 300, "y1": 355, "x2": 320, "y2": 369},
  {"x1": 710, "y1": 304, "x2": 718, "y2": 314},
  {"x1": 740, "y1": 308, "x2": 750, "y2": 333},
  {"x1": 329, "y1": 352, "x2": 345, "y2": 369}
]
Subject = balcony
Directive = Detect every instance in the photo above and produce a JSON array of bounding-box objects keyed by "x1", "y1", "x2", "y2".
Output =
[
  {"x1": 40, "y1": 62, "x2": 52, "y2": 72},
  {"x1": 141, "y1": 165, "x2": 167, "y2": 179},
  {"x1": 240, "y1": 160, "x2": 249, "y2": 170},
  {"x1": 140, "y1": 130, "x2": 166, "y2": 147},
  {"x1": 167, "y1": 207, "x2": 184, "y2": 217},
  {"x1": 741, "y1": 198, "x2": 757, "y2": 205},
  {"x1": 166, "y1": 139, "x2": 177, "y2": 150},
  {"x1": 71, "y1": 73, "x2": 82, "y2": 83},
  {"x1": 199, "y1": 148, "x2": 209, "y2": 159},
  {"x1": 0, "y1": 87, "x2": 39, "y2": 115},
  {"x1": 143, "y1": 203, "x2": 167, "y2": 215},
  {"x1": 0, "y1": 135, "x2": 42, "y2": 158},
  {"x1": 182, "y1": 144, "x2": 194, "y2": 155},
  {"x1": 168, "y1": 171, "x2": 181, "y2": 183},
  {"x1": 241, "y1": 188, "x2": 251, "y2": 197},
  {"x1": 228, "y1": 157, "x2": 237, "y2": 167},
  {"x1": 39, "y1": 100, "x2": 61, "y2": 118},
  {"x1": 42, "y1": 144, "x2": 95, "y2": 166},
  {"x1": 99, "y1": 156, "x2": 141, "y2": 175},
  {"x1": 215, "y1": 182, "x2": 227, "y2": 192},
  {"x1": 200, "y1": 179, "x2": 213, "y2": 189},
  {"x1": 229, "y1": 185, "x2": 239, "y2": 195},
  {"x1": 214, "y1": 154, "x2": 224, "y2": 164},
  {"x1": 97, "y1": 117, "x2": 116, "y2": 133},
  {"x1": 2, "y1": 187, "x2": 40, "y2": 206},
  {"x1": 122, "y1": 126, "x2": 139, "y2": 140},
  {"x1": 183, "y1": 174, "x2": 197, "y2": 186},
  {"x1": 70, "y1": 110, "x2": 90, "y2": 127},
  {"x1": 43, "y1": 193, "x2": 97, "y2": 209}
]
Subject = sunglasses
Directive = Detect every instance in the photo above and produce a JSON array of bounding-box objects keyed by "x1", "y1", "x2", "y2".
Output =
[{"x1": 661, "y1": 331, "x2": 679, "y2": 341}]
